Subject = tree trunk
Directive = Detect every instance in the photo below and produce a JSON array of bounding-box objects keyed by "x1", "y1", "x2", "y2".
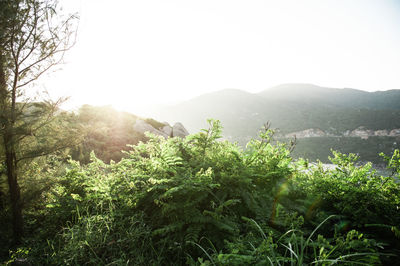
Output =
[
  {"x1": 1, "y1": 48, "x2": 23, "y2": 243},
  {"x1": 4, "y1": 134, "x2": 23, "y2": 243}
]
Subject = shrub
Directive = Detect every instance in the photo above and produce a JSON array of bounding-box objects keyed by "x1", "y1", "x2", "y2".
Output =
[
  {"x1": 3, "y1": 121, "x2": 399, "y2": 265},
  {"x1": 287, "y1": 150, "x2": 400, "y2": 263}
]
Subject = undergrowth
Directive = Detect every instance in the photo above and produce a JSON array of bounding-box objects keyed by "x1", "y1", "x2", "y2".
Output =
[{"x1": 1, "y1": 120, "x2": 399, "y2": 265}]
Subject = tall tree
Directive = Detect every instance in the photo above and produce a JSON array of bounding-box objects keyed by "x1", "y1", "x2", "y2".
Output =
[{"x1": 0, "y1": 0, "x2": 79, "y2": 242}]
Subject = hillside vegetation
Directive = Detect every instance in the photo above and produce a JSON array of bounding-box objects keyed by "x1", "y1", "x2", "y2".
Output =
[
  {"x1": 69, "y1": 105, "x2": 188, "y2": 164},
  {"x1": 1, "y1": 120, "x2": 399, "y2": 265},
  {"x1": 153, "y1": 84, "x2": 400, "y2": 163},
  {"x1": 70, "y1": 105, "x2": 147, "y2": 163}
]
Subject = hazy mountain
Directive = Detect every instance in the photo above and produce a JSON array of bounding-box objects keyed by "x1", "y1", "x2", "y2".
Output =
[
  {"x1": 155, "y1": 84, "x2": 400, "y2": 134},
  {"x1": 262, "y1": 84, "x2": 400, "y2": 110},
  {"x1": 153, "y1": 84, "x2": 400, "y2": 163}
]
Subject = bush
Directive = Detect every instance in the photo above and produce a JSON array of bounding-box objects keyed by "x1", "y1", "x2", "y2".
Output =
[
  {"x1": 2, "y1": 120, "x2": 399, "y2": 265},
  {"x1": 287, "y1": 150, "x2": 400, "y2": 263}
]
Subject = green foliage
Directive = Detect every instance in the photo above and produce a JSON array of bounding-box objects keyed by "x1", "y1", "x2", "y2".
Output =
[
  {"x1": 199, "y1": 215, "x2": 381, "y2": 265},
  {"x1": 1, "y1": 120, "x2": 399, "y2": 265},
  {"x1": 109, "y1": 119, "x2": 293, "y2": 263},
  {"x1": 381, "y1": 149, "x2": 400, "y2": 177},
  {"x1": 5, "y1": 247, "x2": 31, "y2": 265},
  {"x1": 287, "y1": 150, "x2": 400, "y2": 263},
  {"x1": 292, "y1": 151, "x2": 399, "y2": 227}
]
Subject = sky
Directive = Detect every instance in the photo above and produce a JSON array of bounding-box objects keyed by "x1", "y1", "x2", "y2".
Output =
[{"x1": 43, "y1": 0, "x2": 400, "y2": 116}]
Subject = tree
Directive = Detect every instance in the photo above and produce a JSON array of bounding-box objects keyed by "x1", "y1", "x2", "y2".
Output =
[{"x1": 0, "y1": 0, "x2": 79, "y2": 242}]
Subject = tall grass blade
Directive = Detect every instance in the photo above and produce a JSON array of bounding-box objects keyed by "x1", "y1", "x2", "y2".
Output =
[{"x1": 190, "y1": 241, "x2": 216, "y2": 266}]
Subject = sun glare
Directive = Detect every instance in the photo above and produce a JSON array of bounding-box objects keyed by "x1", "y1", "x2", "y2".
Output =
[{"x1": 43, "y1": 0, "x2": 400, "y2": 116}]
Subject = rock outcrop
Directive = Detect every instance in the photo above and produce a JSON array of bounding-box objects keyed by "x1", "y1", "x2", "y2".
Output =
[
  {"x1": 133, "y1": 119, "x2": 189, "y2": 139},
  {"x1": 389, "y1": 129, "x2": 400, "y2": 136},
  {"x1": 283, "y1": 127, "x2": 400, "y2": 139},
  {"x1": 285, "y1": 128, "x2": 327, "y2": 138},
  {"x1": 133, "y1": 119, "x2": 169, "y2": 138},
  {"x1": 344, "y1": 127, "x2": 400, "y2": 139},
  {"x1": 172, "y1": 122, "x2": 189, "y2": 138},
  {"x1": 161, "y1": 124, "x2": 173, "y2": 137}
]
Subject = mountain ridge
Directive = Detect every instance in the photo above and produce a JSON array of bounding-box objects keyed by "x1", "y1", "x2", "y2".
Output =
[
  {"x1": 152, "y1": 84, "x2": 400, "y2": 162},
  {"x1": 154, "y1": 84, "x2": 400, "y2": 134}
]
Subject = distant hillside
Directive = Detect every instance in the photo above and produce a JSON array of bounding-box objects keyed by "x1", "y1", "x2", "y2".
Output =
[
  {"x1": 153, "y1": 84, "x2": 400, "y2": 163},
  {"x1": 263, "y1": 84, "x2": 400, "y2": 110}
]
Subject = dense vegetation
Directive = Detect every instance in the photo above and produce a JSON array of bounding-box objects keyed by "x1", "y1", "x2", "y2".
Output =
[{"x1": 1, "y1": 120, "x2": 399, "y2": 265}]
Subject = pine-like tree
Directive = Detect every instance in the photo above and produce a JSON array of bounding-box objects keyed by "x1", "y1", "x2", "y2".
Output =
[{"x1": 0, "y1": 0, "x2": 79, "y2": 243}]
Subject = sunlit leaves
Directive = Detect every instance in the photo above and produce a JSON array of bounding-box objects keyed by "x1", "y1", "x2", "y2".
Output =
[{"x1": 4, "y1": 120, "x2": 400, "y2": 264}]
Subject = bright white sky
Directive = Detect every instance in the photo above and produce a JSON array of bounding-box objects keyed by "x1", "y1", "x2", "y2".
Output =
[{"x1": 43, "y1": 0, "x2": 400, "y2": 116}]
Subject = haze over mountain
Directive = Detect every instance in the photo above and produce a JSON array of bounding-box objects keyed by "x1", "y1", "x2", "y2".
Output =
[
  {"x1": 152, "y1": 84, "x2": 400, "y2": 163},
  {"x1": 264, "y1": 84, "x2": 400, "y2": 110}
]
